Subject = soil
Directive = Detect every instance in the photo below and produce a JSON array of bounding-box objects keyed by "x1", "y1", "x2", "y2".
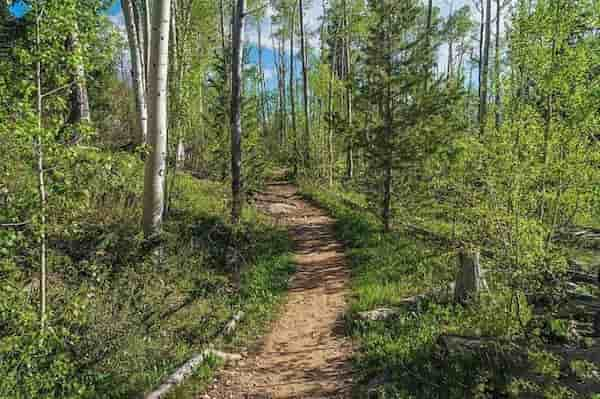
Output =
[{"x1": 201, "y1": 182, "x2": 354, "y2": 398}]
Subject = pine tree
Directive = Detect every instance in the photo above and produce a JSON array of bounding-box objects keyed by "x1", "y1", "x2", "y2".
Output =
[{"x1": 362, "y1": 0, "x2": 457, "y2": 232}]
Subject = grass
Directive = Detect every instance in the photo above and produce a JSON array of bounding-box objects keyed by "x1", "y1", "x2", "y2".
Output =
[
  {"x1": 300, "y1": 184, "x2": 540, "y2": 399},
  {"x1": 90, "y1": 174, "x2": 296, "y2": 399},
  {"x1": 1, "y1": 148, "x2": 295, "y2": 399}
]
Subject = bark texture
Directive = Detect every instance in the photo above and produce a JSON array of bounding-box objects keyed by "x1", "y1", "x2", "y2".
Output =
[
  {"x1": 142, "y1": 0, "x2": 171, "y2": 237},
  {"x1": 230, "y1": 0, "x2": 246, "y2": 223},
  {"x1": 299, "y1": 0, "x2": 311, "y2": 167},
  {"x1": 122, "y1": 0, "x2": 148, "y2": 143},
  {"x1": 65, "y1": 28, "x2": 90, "y2": 143},
  {"x1": 454, "y1": 249, "x2": 483, "y2": 303},
  {"x1": 479, "y1": 0, "x2": 492, "y2": 133}
]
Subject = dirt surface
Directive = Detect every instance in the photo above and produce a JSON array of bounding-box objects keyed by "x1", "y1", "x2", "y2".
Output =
[{"x1": 201, "y1": 182, "x2": 354, "y2": 398}]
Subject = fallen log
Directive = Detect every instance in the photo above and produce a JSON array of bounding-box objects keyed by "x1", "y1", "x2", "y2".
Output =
[
  {"x1": 356, "y1": 285, "x2": 457, "y2": 322},
  {"x1": 357, "y1": 307, "x2": 401, "y2": 321},
  {"x1": 567, "y1": 259, "x2": 599, "y2": 285},
  {"x1": 0, "y1": 220, "x2": 30, "y2": 228},
  {"x1": 144, "y1": 310, "x2": 244, "y2": 399},
  {"x1": 145, "y1": 349, "x2": 242, "y2": 399},
  {"x1": 554, "y1": 227, "x2": 600, "y2": 247},
  {"x1": 436, "y1": 334, "x2": 527, "y2": 368},
  {"x1": 567, "y1": 269, "x2": 598, "y2": 285}
]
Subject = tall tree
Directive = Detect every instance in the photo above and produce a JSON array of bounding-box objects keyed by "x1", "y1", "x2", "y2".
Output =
[
  {"x1": 289, "y1": 1, "x2": 298, "y2": 172},
  {"x1": 122, "y1": 0, "x2": 148, "y2": 143},
  {"x1": 257, "y1": 15, "x2": 268, "y2": 135},
  {"x1": 34, "y1": 2, "x2": 47, "y2": 330},
  {"x1": 142, "y1": 0, "x2": 172, "y2": 237},
  {"x1": 343, "y1": 0, "x2": 353, "y2": 179},
  {"x1": 494, "y1": 0, "x2": 503, "y2": 128},
  {"x1": 230, "y1": 0, "x2": 246, "y2": 223},
  {"x1": 140, "y1": 0, "x2": 151, "y2": 79},
  {"x1": 65, "y1": 28, "x2": 90, "y2": 136},
  {"x1": 298, "y1": 0, "x2": 311, "y2": 167},
  {"x1": 479, "y1": 0, "x2": 491, "y2": 133}
]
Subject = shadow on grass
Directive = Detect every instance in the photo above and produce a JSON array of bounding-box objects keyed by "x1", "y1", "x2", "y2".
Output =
[{"x1": 36, "y1": 177, "x2": 294, "y2": 399}]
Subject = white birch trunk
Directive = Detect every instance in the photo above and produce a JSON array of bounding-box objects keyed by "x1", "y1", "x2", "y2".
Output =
[
  {"x1": 141, "y1": 0, "x2": 151, "y2": 80},
  {"x1": 122, "y1": 0, "x2": 148, "y2": 143},
  {"x1": 142, "y1": 0, "x2": 171, "y2": 237},
  {"x1": 230, "y1": 0, "x2": 246, "y2": 223},
  {"x1": 298, "y1": 0, "x2": 311, "y2": 166},
  {"x1": 35, "y1": 10, "x2": 47, "y2": 331}
]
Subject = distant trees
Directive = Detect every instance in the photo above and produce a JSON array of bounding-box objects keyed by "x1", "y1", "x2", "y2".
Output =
[{"x1": 122, "y1": 0, "x2": 148, "y2": 143}]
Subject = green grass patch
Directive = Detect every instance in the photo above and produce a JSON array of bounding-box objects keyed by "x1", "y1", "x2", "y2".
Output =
[
  {"x1": 1, "y1": 150, "x2": 294, "y2": 399},
  {"x1": 301, "y1": 184, "x2": 535, "y2": 399}
]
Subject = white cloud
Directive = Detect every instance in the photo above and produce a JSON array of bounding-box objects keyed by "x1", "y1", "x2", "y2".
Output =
[{"x1": 107, "y1": 12, "x2": 125, "y2": 32}]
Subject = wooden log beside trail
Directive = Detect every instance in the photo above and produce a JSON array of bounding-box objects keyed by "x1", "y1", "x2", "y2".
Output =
[{"x1": 144, "y1": 311, "x2": 244, "y2": 399}]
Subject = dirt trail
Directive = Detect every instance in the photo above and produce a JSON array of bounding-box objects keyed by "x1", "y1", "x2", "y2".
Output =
[{"x1": 202, "y1": 182, "x2": 354, "y2": 398}]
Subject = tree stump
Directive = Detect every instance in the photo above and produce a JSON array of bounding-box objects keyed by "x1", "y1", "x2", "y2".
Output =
[{"x1": 454, "y1": 248, "x2": 483, "y2": 303}]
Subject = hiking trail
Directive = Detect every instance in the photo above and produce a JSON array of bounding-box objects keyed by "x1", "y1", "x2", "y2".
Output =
[{"x1": 202, "y1": 182, "x2": 354, "y2": 398}]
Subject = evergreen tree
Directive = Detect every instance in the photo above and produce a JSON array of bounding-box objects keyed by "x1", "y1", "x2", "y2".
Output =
[{"x1": 361, "y1": 0, "x2": 457, "y2": 232}]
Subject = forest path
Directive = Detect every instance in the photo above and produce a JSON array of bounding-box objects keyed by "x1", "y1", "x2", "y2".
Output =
[{"x1": 201, "y1": 182, "x2": 354, "y2": 398}]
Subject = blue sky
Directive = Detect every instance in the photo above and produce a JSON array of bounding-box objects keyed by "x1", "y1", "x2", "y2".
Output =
[
  {"x1": 11, "y1": 0, "x2": 484, "y2": 88},
  {"x1": 9, "y1": 0, "x2": 122, "y2": 17},
  {"x1": 9, "y1": 1, "x2": 28, "y2": 17},
  {"x1": 104, "y1": 0, "x2": 478, "y2": 88},
  {"x1": 106, "y1": 0, "x2": 312, "y2": 91}
]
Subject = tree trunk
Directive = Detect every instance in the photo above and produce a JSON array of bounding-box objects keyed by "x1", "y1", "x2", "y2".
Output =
[
  {"x1": 122, "y1": 0, "x2": 148, "y2": 144},
  {"x1": 219, "y1": 0, "x2": 226, "y2": 54},
  {"x1": 35, "y1": 10, "x2": 47, "y2": 331},
  {"x1": 65, "y1": 28, "x2": 90, "y2": 143},
  {"x1": 343, "y1": 0, "x2": 353, "y2": 180},
  {"x1": 382, "y1": 85, "x2": 392, "y2": 233},
  {"x1": 494, "y1": 0, "x2": 502, "y2": 129},
  {"x1": 454, "y1": 249, "x2": 483, "y2": 303},
  {"x1": 230, "y1": 0, "x2": 246, "y2": 224},
  {"x1": 298, "y1": 0, "x2": 311, "y2": 168},
  {"x1": 257, "y1": 16, "x2": 267, "y2": 134},
  {"x1": 289, "y1": 2, "x2": 298, "y2": 173},
  {"x1": 327, "y1": 26, "x2": 337, "y2": 187},
  {"x1": 424, "y1": 0, "x2": 433, "y2": 89},
  {"x1": 131, "y1": 0, "x2": 147, "y2": 81},
  {"x1": 274, "y1": 34, "x2": 286, "y2": 146},
  {"x1": 142, "y1": 0, "x2": 171, "y2": 237},
  {"x1": 141, "y1": 0, "x2": 151, "y2": 79},
  {"x1": 479, "y1": 0, "x2": 492, "y2": 134},
  {"x1": 447, "y1": 39, "x2": 454, "y2": 78},
  {"x1": 382, "y1": 19, "x2": 393, "y2": 233},
  {"x1": 478, "y1": 2, "x2": 484, "y2": 119}
]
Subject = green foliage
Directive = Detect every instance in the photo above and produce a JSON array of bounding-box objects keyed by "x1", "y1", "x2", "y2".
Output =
[
  {"x1": 569, "y1": 360, "x2": 599, "y2": 381},
  {"x1": 1, "y1": 163, "x2": 294, "y2": 398},
  {"x1": 356, "y1": 0, "x2": 463, "y2": 228},
  {"x1": 301, "y1": 183, "x2": 599, "y2": 398}
]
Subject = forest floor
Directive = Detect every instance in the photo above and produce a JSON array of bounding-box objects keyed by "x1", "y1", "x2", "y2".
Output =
[{"x1": 201, "y1": 181, "x2": 355, "y2": 398}]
